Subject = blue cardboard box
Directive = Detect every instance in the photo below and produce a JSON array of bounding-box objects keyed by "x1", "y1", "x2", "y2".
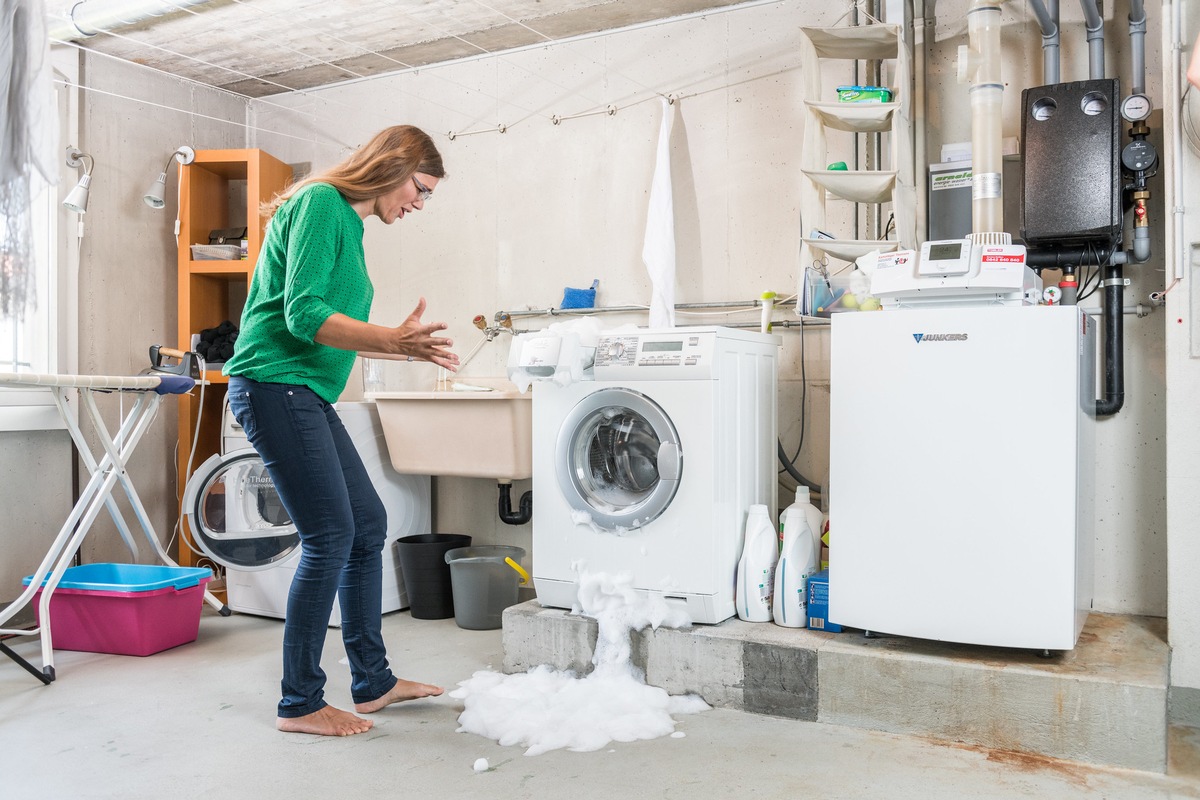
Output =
[{"x1": 806, "y1": 569, "x2": 842, "y2": 632}]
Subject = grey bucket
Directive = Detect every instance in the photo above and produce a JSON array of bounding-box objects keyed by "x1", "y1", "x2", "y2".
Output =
[{"x1": 443, "y1": 545, "x2": 528, "y2": 630}]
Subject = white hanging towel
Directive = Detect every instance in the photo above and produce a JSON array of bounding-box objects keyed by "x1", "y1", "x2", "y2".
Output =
[{"x1": 642, "y1": 97, "x2": 676, "y2": 328}]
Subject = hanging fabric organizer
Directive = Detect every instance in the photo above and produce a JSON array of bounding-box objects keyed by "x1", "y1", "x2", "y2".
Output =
[{"x1": 797, "y1": 21, "x2": 917, "y2": 301}]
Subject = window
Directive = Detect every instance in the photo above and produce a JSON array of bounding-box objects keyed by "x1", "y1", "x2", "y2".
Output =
[{"x1": 0, "y1": 77, "x2": 71, "y2": 432}]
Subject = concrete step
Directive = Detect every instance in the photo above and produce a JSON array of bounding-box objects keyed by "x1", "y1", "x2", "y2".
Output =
[{"x1": 502, "y1": 602, "x2": 1169, "y2": 773}]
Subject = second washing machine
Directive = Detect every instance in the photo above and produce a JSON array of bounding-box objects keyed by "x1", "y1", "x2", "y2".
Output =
[
  {"x1": 182, "y1": 401, "x2": 429, "y2": 626},
  {"x1": 532, "y1": 326, "x2": 779, "y2": 624}
]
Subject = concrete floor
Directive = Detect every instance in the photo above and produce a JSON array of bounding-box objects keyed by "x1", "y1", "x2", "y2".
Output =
[{"x1": 2, "y1": 608, "x2": 1199, "y2": 799}]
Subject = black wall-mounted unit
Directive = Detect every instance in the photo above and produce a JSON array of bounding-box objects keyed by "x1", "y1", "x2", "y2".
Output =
[{"x1": 1020, "y1": 79, "x2": 1122, "y2": 248}]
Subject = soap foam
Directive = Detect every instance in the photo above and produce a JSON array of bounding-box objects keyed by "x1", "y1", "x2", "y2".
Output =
[{"x1": 450, "y1": 571, "x2": 709, "y2": 756}]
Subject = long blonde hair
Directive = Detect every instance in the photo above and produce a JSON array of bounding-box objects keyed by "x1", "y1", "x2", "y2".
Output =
[{"x1": 263, "y1": 125, "x2": 445, "y2": 217}]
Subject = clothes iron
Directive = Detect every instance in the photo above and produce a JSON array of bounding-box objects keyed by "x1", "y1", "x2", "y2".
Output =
[{"x1": 145, "y1": 345, "x2": 201, "y2": 379}]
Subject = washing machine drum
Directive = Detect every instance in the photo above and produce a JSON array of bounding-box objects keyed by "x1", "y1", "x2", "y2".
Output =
[
  {"x1": 182, "y1": 450, "x2": 300, "y2": 570},
  {"x1": 557, "y1": 387, "x2": 682, "y2": 531}
]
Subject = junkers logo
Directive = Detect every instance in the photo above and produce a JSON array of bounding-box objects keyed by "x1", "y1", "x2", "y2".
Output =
[{"x1": 912, "y1": 333, "x2": 968, "y2": 343}]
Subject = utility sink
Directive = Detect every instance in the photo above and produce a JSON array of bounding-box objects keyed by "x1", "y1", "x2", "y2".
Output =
[{"x1": 370, "y1": 380, "x2": 532, "y2": 481}]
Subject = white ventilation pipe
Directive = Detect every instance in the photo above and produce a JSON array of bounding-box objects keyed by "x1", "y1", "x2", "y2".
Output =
[
  {"x1": 47, "y1": 0, "x2": 216, "y2": 42},
  {"x1": 957, "y1": 0, "x2": 1006, "y2": 234}
]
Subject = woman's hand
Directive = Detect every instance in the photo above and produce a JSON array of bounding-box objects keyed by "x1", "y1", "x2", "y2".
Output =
[
  {"x1": 386, "y1": 297, "x2": 460, "y2": 371},
  {"x1": 315, "y1": 297, "x2": 460, "y2": 371}
]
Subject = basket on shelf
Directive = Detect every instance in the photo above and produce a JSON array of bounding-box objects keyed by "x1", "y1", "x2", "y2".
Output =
[{"x1": 190, "y1": 244, "x2": 242, "y2": 261}]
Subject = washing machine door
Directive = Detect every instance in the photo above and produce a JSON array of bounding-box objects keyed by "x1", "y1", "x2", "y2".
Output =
[
  {"x1": 556, "y1": 387, "x2": 683, "y2": 531},
  {"x1": 181, "y1": 450, "x2": 300, "y2": 570}
]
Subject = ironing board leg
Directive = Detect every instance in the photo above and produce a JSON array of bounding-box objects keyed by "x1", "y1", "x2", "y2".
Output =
[
  {"x1": 2, "y1": 388, "x2": 169, "y2": 682},
  {"x1": 0, "y1": 641, "x2": 52, "y2": 684}
]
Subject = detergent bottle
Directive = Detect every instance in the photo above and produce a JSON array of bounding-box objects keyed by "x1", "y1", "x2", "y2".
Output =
[
  {"x1": 779, "y1": 486, "x2": 824, "y2": 547},
  {"x1": 736, "y1": 504, "x2": 778, "y2": 622},
  {"x1": 773, "y1": 507, "x2": 819, "y2": 627}
]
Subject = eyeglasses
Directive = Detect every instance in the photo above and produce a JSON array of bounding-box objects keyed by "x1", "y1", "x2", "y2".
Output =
[{"x1": 412, "y1": 176, "x2": 433, "y2": 201}]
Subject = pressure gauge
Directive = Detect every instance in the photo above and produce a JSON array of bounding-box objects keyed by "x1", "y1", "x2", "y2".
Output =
[
  {"x1": 1121, "y1": 93, "x2": 1152, "y2": 122},
  {"x1": 1122, "y1": 139, "x2": 1158, "y2": 172},
  {"x1": 1043, "y1": 286, "x2": 1062, "y2": 305}
]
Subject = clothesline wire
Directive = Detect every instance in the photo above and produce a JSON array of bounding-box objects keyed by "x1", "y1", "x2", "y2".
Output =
[{"x1": 51, "y1": 77, "x2": 325, "y2": 145}]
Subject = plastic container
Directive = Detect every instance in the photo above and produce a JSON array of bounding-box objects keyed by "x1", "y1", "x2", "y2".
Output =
[
  {"x1": 806, "y1": 268, "x2": 881, "y2": 317},
  {"x1": 395, "y1": 534, "x2": 472, "y2": 619},
  {"x1": 773, "y1": 508, "x2": 820, "y2": 628},
  {"x1": 735, "y1": 505, "x2": 778, "y2": 622},
  {"x1": 780, "y1": 487, "x2": 824, "y2": 547},
  {"x1": 21, "y1": 563, "x2": 213, "y2": 656},
  {"x1": 444, "y1": 545, "x2": 528, "y2": 630}
]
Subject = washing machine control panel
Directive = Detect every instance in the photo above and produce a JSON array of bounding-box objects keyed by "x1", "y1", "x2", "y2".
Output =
[{"x1": 594, "y1": 332, "x2": 714, "y2": 378}]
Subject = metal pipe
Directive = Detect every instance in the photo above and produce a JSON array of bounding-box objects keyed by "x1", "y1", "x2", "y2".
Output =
[
  {"x1": 47, "y1": 0, "x2": 216, "y2": 41},
  {"x1": 914, "y1": 0, "x2": 931, "y2": 240},
  {"x1": 1026, "y1": 0, "x2": 1060, "y2": 83},
  {"x1": 498, "y1": 298, "x2": 798, "y2": 320},
  {"x1": 1079, "y1": 0, "x2": 1105, "y2": 79},
  {"x1": 1128, "y1": 0, "x2": 1147, "y2": 95},
  {"x1": 1095, "y1": 264, "x2": 1125, "y2": 416}
]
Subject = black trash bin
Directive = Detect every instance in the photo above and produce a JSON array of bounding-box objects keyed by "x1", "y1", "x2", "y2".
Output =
[{"x1": 396, "y1": 533, "x2": 472, "y2": 619}]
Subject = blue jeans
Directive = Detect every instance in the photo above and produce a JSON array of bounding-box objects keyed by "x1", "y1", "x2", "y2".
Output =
[{"x1": 227, "y1": 376, "x2": 398, "y2": 718}]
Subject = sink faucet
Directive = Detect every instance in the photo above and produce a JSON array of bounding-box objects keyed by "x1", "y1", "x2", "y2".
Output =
[{"x1": 473, "y1": 313, "x2": 521, "y2": 341}]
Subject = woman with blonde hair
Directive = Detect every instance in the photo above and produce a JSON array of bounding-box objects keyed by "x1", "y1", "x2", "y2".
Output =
[{"x1": 223, "y1": 125, "x2": 458, "y2": 736}]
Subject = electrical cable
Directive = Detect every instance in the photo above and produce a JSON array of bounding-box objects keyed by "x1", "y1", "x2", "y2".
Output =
[{"x1": 166, "y1": 354, "x2": 209, "y2": 561}]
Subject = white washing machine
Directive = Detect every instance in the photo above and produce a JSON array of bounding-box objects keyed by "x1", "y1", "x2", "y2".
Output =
[
  {"x1": 532, "y1": 326, "x2": 779, "y2": 624},
  {"x1": 182, "y1": 401, "x2": 429, "y2": 626}
]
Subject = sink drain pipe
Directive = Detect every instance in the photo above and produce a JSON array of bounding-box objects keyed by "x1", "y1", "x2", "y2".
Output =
[{"x1": 498, "y1": 482, "x2": 532, "y2": 525}]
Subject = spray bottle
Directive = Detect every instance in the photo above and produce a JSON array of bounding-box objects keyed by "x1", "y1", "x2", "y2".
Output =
[
  {"x1": 773, "y1": 507, "x2": 820, "y2": 627},
  {"x1": 736, "y1": 504, "x2": 778, "y2": 622}
]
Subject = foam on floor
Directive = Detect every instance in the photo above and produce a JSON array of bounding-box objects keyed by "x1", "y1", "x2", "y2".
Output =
[{"x1": 450, "y1": 571, "x2": 710, "y2": 756}]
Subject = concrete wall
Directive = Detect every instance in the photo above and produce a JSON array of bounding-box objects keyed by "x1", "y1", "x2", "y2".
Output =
[
  {"x1": 1166, "y1": 1, "x2": 1200, "y2": 719},
  {"x1": 0, "y1": 50, "x2": 247, "y2": 606},
  {"x1": 249, "y1": 0, "x2": 1168, "y2": 615},
  {"x1": 3, "y1": 0, "x2": 1185, "y2": 694}
]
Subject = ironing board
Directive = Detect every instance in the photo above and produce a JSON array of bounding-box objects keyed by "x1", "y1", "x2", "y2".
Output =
[{"x1": 0, "y1": 370, "x2": 229, "y2": 684}]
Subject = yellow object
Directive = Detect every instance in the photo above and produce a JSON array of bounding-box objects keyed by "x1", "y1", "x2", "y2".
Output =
[
  {"x1": 505, "y1": 557, "x2": 530, "y2": 586},
  {"x1": 840, "y1": 293, "x2": 860, "y2": 309},
  {"x1": 859, "y1": 297, "x2": 881, "y2": 311}
]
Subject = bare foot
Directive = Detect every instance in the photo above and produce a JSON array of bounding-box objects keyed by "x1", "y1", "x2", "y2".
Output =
[
  {"x1": 355, "y1": 678, "x2": 444, "y2": 713},
  {"x1": 276, "y1": 705, "x2": 374, "y2": 736}
]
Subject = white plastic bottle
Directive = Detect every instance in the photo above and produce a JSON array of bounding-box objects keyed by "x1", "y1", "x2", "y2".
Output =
[
  {"x1": 777, "y1": 489, "x2": 825, "y2": 551},
  {"x1": 736, "y1": 504, "x2": 778, "y2": 622},
  {"x1": 773, "y1": 507, "x2": 819, "y2": 627}
]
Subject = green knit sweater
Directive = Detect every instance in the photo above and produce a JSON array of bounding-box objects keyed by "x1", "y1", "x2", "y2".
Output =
[{"x1": 224, "y1": 183, "x2": 372, "y2": 403}]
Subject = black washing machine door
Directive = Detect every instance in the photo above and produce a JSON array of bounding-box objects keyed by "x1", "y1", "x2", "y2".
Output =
[
  {"x1": 181, "y1": 450, "x2": 300, "y2": 570},
  {"x1": 555, "y1": 387, "x2": 682, "y2": 531}
]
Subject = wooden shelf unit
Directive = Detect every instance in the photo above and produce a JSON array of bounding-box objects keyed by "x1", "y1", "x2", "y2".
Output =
[{"x1": 175, "y1": 149, "x2": 292, "y2": 567}]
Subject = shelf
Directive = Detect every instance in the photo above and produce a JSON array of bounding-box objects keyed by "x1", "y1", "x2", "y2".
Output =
[
  {"x1": 175, "y1": 148, "x2": 292, "y2": 569},
  {"x1": 805, "y1": 100, "x2": 898, "y2": 133},
  {"x1": 800, "y1": 24, "x2": 900, "y2": 60},
  {"x1": 188, "y1": 260, "x2": 250, "y2": 276},
  {"x1": 803, "y1": 170, "x2": 897, "y2": 204},
  {"x1": 803, "y1": 237, "x2": 900, "y2": 263}
]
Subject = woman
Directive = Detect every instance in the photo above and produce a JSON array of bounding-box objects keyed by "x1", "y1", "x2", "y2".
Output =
[{"x1": 223, "y1": 125, "x2": 459, "y2": 737}]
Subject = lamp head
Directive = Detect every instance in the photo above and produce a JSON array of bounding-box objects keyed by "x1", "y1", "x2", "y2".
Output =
[
  {"x1": 62, "y1": 146, "x2": 94, "y2": 214},
  {"x1": 143, "y1": 173, "x2": 167, "y2": 209},
  {"x1": 144, "y1": 146, "x2": 196, "y2": 209},
  {"x1": 62, "y1": 174, "x2": 91, "y2": 214}
]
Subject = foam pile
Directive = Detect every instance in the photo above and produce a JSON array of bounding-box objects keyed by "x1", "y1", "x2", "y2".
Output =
[{"x1": 450, "y1": 572, "x2": 709, "y2": 756}]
